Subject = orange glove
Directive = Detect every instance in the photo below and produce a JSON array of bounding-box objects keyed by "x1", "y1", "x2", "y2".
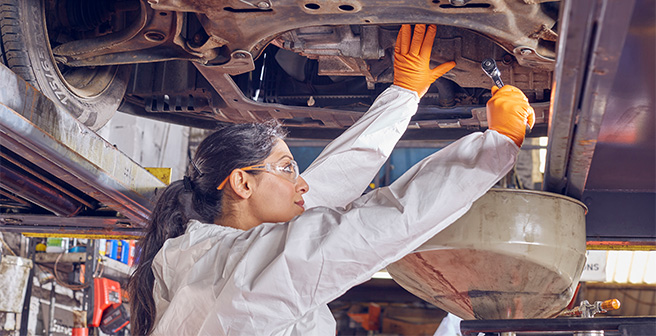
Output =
[
  {"x1": 393, "y1": 24, "x2": 456, "y2": 98},
  {"x1": 486, "y1": 85, "x2": 535, "y2": 147}
]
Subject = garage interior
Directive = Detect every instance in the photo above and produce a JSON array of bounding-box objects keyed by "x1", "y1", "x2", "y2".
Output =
[{"x1": 0, "y1": 0, "x2": 655, "y2": 335}]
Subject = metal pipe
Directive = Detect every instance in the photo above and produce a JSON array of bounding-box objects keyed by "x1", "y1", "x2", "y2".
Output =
[
  {"x1": 434, "y1": 78, "x2": 456, "y2": 108},
  {"x1": 460, "y1": 317, "x2": 656, "y2": 336},
  {"x1": 48, "y1": 283, "x2": 56, "y2": 336}
]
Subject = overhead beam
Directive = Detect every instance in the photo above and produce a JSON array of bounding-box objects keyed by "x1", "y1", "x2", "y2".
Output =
[{"x1": 543, "y1": 0, "x2": 635, "y2": 198}]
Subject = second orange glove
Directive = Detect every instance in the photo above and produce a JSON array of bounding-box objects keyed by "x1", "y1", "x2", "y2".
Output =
[{"x1": 393, "y1": 24, "x2": 456, "y2": 98}]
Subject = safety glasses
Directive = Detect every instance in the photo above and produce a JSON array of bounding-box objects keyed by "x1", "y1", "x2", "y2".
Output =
[{"x1": 217, "y1": 160, "x2": 300, "y2": 190}]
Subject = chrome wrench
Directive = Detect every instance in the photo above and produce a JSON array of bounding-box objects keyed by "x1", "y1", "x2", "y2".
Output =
[{"x1": 481, "y1": 58, "x2": 504, "y2": 88}]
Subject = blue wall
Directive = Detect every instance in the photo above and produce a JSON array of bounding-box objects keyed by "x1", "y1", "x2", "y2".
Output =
[{"x1": 289, "y1": 146, "x2": 440, "y2": 188}]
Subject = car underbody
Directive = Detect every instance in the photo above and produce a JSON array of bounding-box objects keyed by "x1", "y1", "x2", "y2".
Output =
[{"x1": 3, "y1": 0, "x2": 560, "y2": 138}]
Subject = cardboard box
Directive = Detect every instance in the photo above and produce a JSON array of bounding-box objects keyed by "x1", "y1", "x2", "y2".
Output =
[{"x1": 382, "y1": 317, "x2": 440, "y2": 335}]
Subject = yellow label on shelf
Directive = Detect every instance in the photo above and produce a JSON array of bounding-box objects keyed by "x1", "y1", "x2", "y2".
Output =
[
  {"x1": 22, "y1": 233, "x2": 141, "y2": 240},
  {"x1": 145, "y1": 167, "x2": 172, "y2": 185}
]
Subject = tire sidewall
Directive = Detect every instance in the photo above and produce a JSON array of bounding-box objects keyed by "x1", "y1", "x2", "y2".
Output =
[{"x1": 21, "y1": 0, "x2": 131, "y2": 130}]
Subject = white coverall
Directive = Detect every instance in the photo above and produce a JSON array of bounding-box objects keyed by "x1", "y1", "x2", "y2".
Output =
[
  {"x1": 150, "y1": 86, "x2": 520, "y2": 335},
  {"x1": 434, "y1": 313, "x2": 464, "y2": 336}
]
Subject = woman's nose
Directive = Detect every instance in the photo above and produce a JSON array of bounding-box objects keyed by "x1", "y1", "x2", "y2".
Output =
[{"x1": 296, "y1": 176, "x2": 309, "y2": 194}]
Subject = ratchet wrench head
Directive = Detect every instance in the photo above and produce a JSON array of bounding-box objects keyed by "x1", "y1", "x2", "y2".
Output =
[
  {"x1": 481, "y1": 58, "x2": 498, "y2": 76},
  {"x1": 481, "y1": 58, "x2": 504, "y2": 88}
]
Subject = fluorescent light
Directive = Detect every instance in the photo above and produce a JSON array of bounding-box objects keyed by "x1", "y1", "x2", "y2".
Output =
[
  {"x1": 644, "y1": 252, "x2": 656, "y2": 284},
  {"x1": 606, "y1": 251, "x2": 617, "y2": 283},
  {"x1": 628, "y1": 251, "x2": 649, "y2": 283},
  {"x1": 604, "y1": 250, "x2": 656, "y2": 284},
  {"x1": 612, "y1": 251, "x2": 631, "y2": 283}
]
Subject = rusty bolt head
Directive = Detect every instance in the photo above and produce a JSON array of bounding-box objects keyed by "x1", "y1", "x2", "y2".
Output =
[
  {"x1": 193, "y1": 33, "x2": 204, "y2": 45},
  {"x1": 234, "y1": 52, "x2": 247, "y2": 59},
  {"x1": 520, "y1": 48, "x2": 532, "y2": 56}
]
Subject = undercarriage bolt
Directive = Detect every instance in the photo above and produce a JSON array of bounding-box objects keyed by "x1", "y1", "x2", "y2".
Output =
[
  {"x1": 450, "y1": 0, "x2": 471, "y2": 6},
  {"x1": 144, "y1": 30, "x2": 166, "y2": 42},
  {"x1": 502, "y1": 54, "x2": 514, "y2": 65}
]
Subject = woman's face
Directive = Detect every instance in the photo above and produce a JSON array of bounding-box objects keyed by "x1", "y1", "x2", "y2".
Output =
[{"x1": 248, "y1": 139, "x2": 309, "y2": 224}]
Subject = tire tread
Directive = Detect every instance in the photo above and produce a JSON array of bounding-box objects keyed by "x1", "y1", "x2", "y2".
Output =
[{"x1": 0, "y1": 0, "x2": 37, "y2": 85}]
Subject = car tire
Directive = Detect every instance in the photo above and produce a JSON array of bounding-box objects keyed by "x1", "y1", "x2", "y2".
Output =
[{"x1": 0, "y1": 0, "x2": 131, "y2": 130}]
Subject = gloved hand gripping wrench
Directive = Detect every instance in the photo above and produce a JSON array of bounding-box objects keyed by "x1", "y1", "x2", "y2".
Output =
[{"x1": 481, "y1": 58, "x2": 532, "y2": 135}]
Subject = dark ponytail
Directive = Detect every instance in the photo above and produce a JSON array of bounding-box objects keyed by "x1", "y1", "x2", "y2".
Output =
[
  {"x1": 127, "y1": 181, "x2": 190, "y2": 336},
  {"x1": 128, "y1": 121, "x2": 286, "y2": 335}
]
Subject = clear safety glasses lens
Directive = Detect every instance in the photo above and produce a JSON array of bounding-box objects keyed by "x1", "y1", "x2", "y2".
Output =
[
  {"x1": 262, "y1": 160, "x2": 299, "y2": 183},
  {"x1": 217, "y1": 160, "x2": 299, "y2": 190}
]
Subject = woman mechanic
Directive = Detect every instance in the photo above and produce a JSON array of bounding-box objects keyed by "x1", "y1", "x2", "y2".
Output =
[{"x1": 128, "y1": 24, "x2": 534, "y2": 335}]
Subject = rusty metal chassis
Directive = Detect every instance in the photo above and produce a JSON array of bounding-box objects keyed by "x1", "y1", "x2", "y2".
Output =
[
  {"x1": 54, "y1": 0, "x2": 557, "y2": 130},
  {"x1": 54, "y1": 0, "x2": 557, "y2": 72}
]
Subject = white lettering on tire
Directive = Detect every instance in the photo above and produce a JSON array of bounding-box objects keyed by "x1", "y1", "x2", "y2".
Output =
[{"x1": 36, "y1": 47, "x2": 69, "y2": 105}]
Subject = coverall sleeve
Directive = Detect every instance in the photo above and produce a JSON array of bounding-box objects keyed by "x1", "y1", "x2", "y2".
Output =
[
  {"x1": 301, "y1": 85, "x2": 419, "y2": 209},
  {"x1": 213, "y1": 130, "x2": 519, "y2": 334}
]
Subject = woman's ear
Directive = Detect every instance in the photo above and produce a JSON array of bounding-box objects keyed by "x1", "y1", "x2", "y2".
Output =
[{"x1": 228, "y1": 169, "x2": 254, "y2": 199}]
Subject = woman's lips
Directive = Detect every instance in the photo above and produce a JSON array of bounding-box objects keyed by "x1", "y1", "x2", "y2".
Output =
[{"x1": 295, "y1": 200, "x2": 305, "y2": 208}]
